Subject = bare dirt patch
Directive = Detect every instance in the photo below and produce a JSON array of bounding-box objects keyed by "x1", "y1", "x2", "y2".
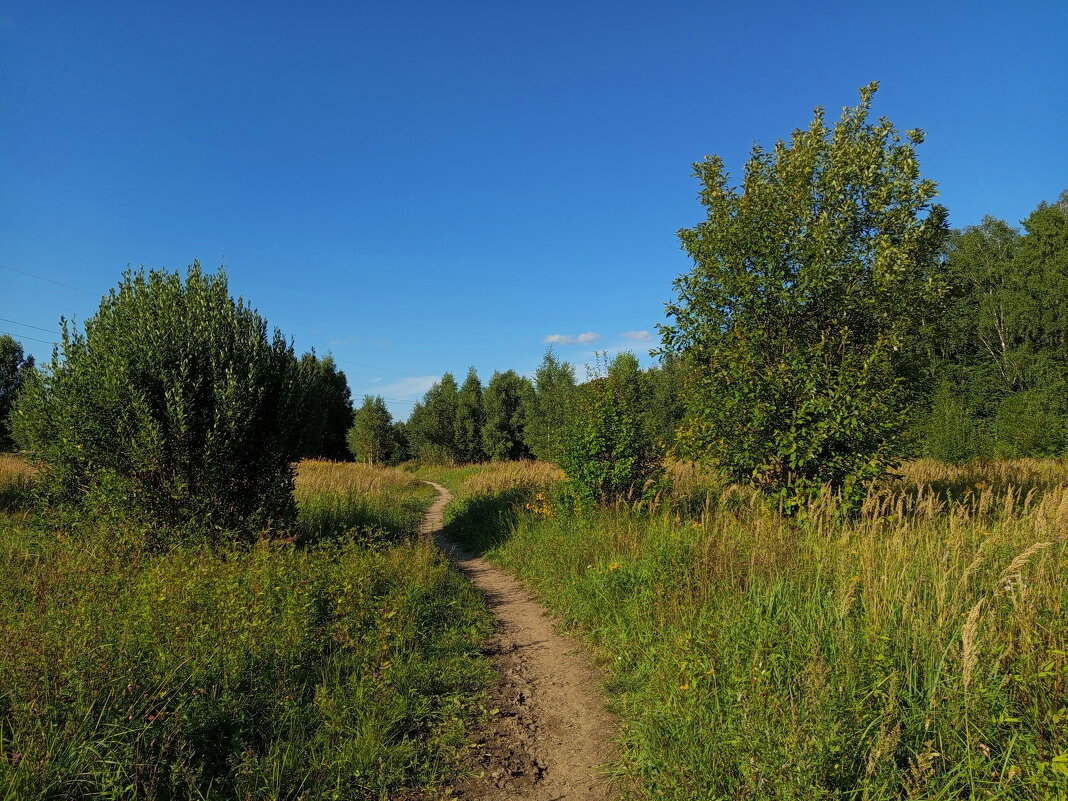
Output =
[{"x1": 420, "y1": 481, "x2": 621, "y2": 800}]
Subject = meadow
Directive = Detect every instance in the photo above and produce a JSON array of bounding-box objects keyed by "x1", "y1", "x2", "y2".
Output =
[
  {"x1": 437, "y1": 458, "x2": 1068, "y2": 800},
  {"x1": 0, "y1": 458, "x2": 492, "y2": 800}
]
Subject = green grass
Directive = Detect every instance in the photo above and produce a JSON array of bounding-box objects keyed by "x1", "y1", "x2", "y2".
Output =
[
  {"x1": 0, "y1": 457, "x2": 493, "y2": 800},
  {"x1": 441, "y1": 460, "x2": 1068, "y2": 800}
]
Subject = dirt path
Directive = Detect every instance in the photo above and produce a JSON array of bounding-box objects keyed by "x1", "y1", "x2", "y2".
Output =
[{"x1": 420, "y1": 481, "x2": 621, "y2": 800}]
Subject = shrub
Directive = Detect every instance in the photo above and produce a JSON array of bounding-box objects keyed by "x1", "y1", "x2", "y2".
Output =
[
  {"x1": 992, "y1": 389, "x2": 1067, "y2": 457},
  {"x1": 558, "y1": 352, "x2": 662, "y2": 504},
  {"x1": 12, "y1": 263, "x2": 301, "y2": 542}
]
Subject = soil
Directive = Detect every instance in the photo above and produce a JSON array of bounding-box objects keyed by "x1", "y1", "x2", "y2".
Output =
[{"x1": 420, "y1": 481, "x2": 622, "y2": 801}]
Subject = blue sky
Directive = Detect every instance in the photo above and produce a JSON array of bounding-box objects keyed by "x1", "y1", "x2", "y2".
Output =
[{"x1": 2, "y1": 0, "x2": 1065, "y2": 420}]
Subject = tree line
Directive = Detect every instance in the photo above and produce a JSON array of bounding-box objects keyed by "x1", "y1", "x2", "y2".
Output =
[
  {"x1": 3, "y1": 82, "x2": 1066, "y2": 536},
  {"x1": 922, "y1": 195, "x2": 1068, "y2": 461}
]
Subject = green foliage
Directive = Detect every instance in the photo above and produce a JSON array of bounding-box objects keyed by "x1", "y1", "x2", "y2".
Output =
[
  {"x1": 454, "y1": 367, "x2": 485, "y2": 463},
  {"x1": 643, "y1": 355, "x2": 687, "y2": 453},
  {"x1": 992, "y1": 389, "x2": 1066, "y2": 458},
  {"x1": 520, "y1": 349, "x2": 576, "y2": 463},
  {"x1": 482, "y1": 370, "x2": 533, "y2": 461},
  {"x1": 923, "y1": 382, "x2": 983, "y2": 463},
  {"x1": 918, "y1": 192, "x2": 1068, "y2": 459},
  {"x1": 390, "y1": 420, "x2": 411, "y2": 464},
  {"x1": 0, "y1": 335, "x2": 35, "y2": 452},
  {"x1": 347, "y1": 395, "x2": 396, "y2": 465},
  {"x1": 295, "y1": 352, "x2": 353, "y2": 461},
  {"x1": 662, "y1": 83, "x2": 949, "y2": 508},
  {"x1": 558, "y1": 352, "x2": 663, "y2": 504},
  {"x1": 11, "y1": 264, "x2": 301, "y2": 542},
  {"x1": 407, "y1": 373, "x2": 460, "y2": 463}
]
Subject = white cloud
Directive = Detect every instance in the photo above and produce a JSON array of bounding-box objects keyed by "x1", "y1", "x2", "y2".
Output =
[
  {"x1": 377, "y1": 375, "x2": 439, "y2": 399},
  {"x1": 620, "y1": 330, "x2": 652, "y2": 342},
  {"x1": 370, "y1": 377, "x2": 382, "y2": 383},
  {"x1": 542, "y1": 331, "x2": 601, "y2": 345}
]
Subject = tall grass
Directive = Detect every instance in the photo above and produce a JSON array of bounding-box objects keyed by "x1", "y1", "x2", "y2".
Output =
[
  {"x1": 0, "y1": 458, "x2": 492, "y2": 800},
  {"x1": 0, "y1": 453, "x2": 35, "y2": 512},
  {"x1": 294, "y1": 459, "x2": 437, "y2": 544},
  {"x1": 442, "y1": 459, "x2": 1068, "y2": 800}
]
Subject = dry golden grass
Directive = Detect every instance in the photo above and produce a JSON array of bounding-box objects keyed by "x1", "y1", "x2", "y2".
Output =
[
  {"x1": 0, "y1": 453, "x2": 36, "y2": 510},
  {"x1": 0, "y1": 452, "x2": 36, "y2": 482},
  {"x1": 294, "y1": 459, "x2": 425, "y2": 497},
  {"x1": 897, "y1": 456, "x2": 1068, "y2": 492},
  {"x1": 455, "y1": 460, "x2": 563, "y2": 496}
]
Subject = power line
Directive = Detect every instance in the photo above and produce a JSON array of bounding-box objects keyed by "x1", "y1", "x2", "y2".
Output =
[
  {"x1": 0, "y1": 316, "x2": 61, "y2": 335},
  {"x1": 0, "y1": 264, "x2": 97, "y2": 295},
  {"x1": 329, "y1": 356, "x2": 414, "y2": 376},
  {"x1": 2, "y1": 330, "x2": 58, "y2": 345}
]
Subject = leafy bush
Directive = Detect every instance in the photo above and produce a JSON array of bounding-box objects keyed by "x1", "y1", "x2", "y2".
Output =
[
  {"x1": 12, "y1": 264, "x2": 301, "y2": 542},
  {"x1": 993, "y1": 389, "x2": 1066, "y2": 457},
  {"x1": 558, "y1": 352, "x2": 662, "y2": 504},
  {"x1": 923, "y1": 382, "x2": 984, "y2": 463}
]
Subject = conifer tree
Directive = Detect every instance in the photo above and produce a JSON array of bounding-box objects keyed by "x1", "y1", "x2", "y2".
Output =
[
  {"x1": 521, "y1": 349, "x2": 576, "y2": 463},
  {"x1": 482, "y1": 370, "x2": 533, "y2": 461},
  {"x1": 454, "y1": 367, "x2": 485, "y2": 463}
]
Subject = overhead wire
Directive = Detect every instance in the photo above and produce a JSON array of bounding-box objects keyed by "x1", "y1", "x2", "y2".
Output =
[
  {"x1": 1, "y1": 331, "x2": 57, "y2": 345},
  {"x1": 0, "y1": 316, "x2": 61, "y2": 335},
  {"x1": 1, "y1": 264, "x2": 97, "y2": 295}
]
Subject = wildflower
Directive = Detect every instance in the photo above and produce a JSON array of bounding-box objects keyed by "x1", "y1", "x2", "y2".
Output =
[
  {"x1": 608, "y1": 562, "x2": 621, "y2": 571},
  {"x1": 678, "y1": 683, "x2": 690, "y2": 690}
]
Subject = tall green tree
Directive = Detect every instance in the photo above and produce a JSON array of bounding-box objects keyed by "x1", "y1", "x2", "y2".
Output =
[
  {"x1": 0, "y1": 335, "x2": 35, "y2": 451},
  {"x1": 12, "y1": 264, "x2": 302, "y2": 540},
  {"x1": 521, "y1": 349, "x2": 576, "y2": 463},
  {"x1": 407, "y1": 373, "x2": 460, "y2": 463},
  {"x1": 559, "y1": 352, "x2": 662, "y2": 504},
  {"x1": 295, "y1": 351, "x2": 353, "y2": 461},
  {"x1": 347, "y1": 395, "x2": 395, "y2": 465},
  {"x1": 454, "y1": 367, "x2": 485, "y2": 463},
  {"x1": 482, "y1": 370, "x2": 533, "y2": 461},
  {"x1": 661, "y1": 83, "x2": 949, "y2": 507}
]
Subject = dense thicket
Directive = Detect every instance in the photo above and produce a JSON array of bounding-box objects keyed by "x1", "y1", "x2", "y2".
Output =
[
  {"x1": 521, "y1": 350, "x2": 576, "y2": 463},
  {"x1": 12, "y1": 265, "x2": 303, "y2": 541},
  {"x1": 482, "y1": 370, "x2": 533, "y2": 461},
  {"x1": 558, "y1": 352, "x2": 663, "y2": 503},
  {"x1": 455, "y1": 367, "x2": 486, "y2": 463},
  {"x1": 921, "y1": 193, "x2": 1068, "y2": 460},
  {"x1": 295, "y1": 351, "x2": 353, "y2": 461},
  {"x1": 0, "y1": 334, "x2": 34, "y2": 451},
  {"x1": 407, "y1": 373, "x2": 460, "y2": 463}
]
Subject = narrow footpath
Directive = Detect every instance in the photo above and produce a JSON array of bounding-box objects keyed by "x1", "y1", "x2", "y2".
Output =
[{"x1": 419, "y1": 481, "x2": 621, "y2": 801}]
